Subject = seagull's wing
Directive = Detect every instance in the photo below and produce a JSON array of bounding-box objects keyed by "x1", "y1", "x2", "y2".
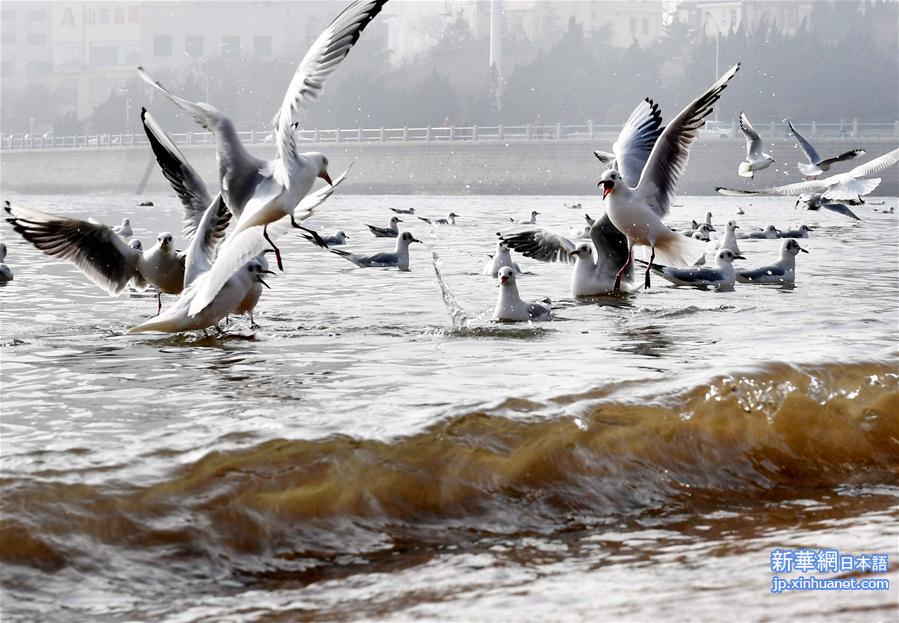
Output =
[
  {"x1": 637, "y1": 64, "x2": 740, "y2": 216},
  {"x1": 272, "y1": 0, "x2": 387, "y2": 160},
  {"x1": 817, "y1": 149, "x2": 866, "y2": 170},
  {"x1": 298, "y1": 231, "x2": 368, "y2": 267},
  {"x1": 612, "y1": 98, "x2": 664, "y2": 186},
  {"x1": 739, "y1": 112, "x2": 763, "y2": 159},
  {"x1": 662, "y1": 265, "x2": 723, "y2": 285},
  {"x1": 183, "y1": 196, "x2": 232, "y2": 287},
  {"x1": 593, "y1": 150, "x2": 615, "y2": 165},
  {"x1": 819, "y1": 203, "x2": 861, "y2": 220},
  {"x1": 140, "y1": 107, "x2": 217, "y2": 239},
  {"x1": 590, "y1": 214, "x2": 631, "y2": 278},
  {"x1": 292, "y1": 164, "x2": 351, "y2": 221},
  {"x1": 786, "y1": 119, "x2": 820, "y2": 164},
  {"x1": 840, "y1": 147, "x2": 899, "y2": 180},
  {"x1": 417, "y1": 216, "x2": 433, "y2": 224},
  {"x1": 738, "y1": 264, "x2": 786, "y2": 281},
  {"x1": 499, "y1": 228, "x2": 577, "y2": 264},
  {"x1": 4, "y1": 201, "x2": 140, "y2": 296},
  {"x1": 716, "y1": 179, "x2": 826, "y2": 197}
]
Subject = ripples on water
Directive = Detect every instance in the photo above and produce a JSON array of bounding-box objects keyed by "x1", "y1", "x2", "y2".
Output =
[{"x1": 1, "y1": 194, "x2": 897, "y2": 621}]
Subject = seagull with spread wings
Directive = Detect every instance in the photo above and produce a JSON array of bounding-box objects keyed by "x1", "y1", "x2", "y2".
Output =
[
  {"x1": 598, "y1": 64, "x2": 741, "y2": 292},
  {"x1": 787, "y1": 119, "x2": 865, "y2": 178},
  {"x1": 737, "y1": 112, "x2": 774, "y2": 178}
]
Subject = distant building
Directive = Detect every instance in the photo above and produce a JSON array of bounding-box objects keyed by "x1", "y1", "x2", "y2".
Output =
[{"x1": 674, "y1": 0, "x2": 814, "y2": 36}]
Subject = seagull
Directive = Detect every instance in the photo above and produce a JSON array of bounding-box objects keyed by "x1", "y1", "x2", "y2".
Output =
[
  {"x1": 737, "y1": 112, "x2": 774, "y2": 178},
  {"x1": 499, "y1": 213, "x2": 632, "y2": 296},
  {"x1": 0, "y1": 242, "x2": 13, "y2": 282},
  {"x1": 127, "y1": 258, "x2": 274, "y2": 334},
  {"x1": 367, "y1": 215, "x2": 403, "y2": 237},
  {"x1": 112, "y1": 218, "x2": 133, "y2": 239},
  {"x1": 735, "y1": 207, "x2": 745, "y2": 215},
  {"x1": 717, "y1": 148, "x2": 899, "y2": 204},
  {"x1": 419, "y1": 212, "x2": 458, "y2": 225},
  {"x1": 5, "y1": 201, "x2": 187, "y2": 312},
  {"x1": 138, "y1": 0, "x2": 386, "y2": 275},
  {"x1": 736, "y1": 239, "x2": 807, "y2": 285},
  {"x1": 509, "y1": 211, "x2": 539, "y2": 225},
  {"x1": 304, "y1": 230, "x2": 422, "y2": 271},
  {"x1": 232, "y1": 253, "x2": 274, "y2": 327},
  {"x1": 482, "y1": 241, "x2": 522, "y2": 277},
  {"x1": 127, "y1": 239, "x2": 149, "y2": 290},
  {"x1": 319, "y1": 231, "x2": 349, "y2": 246},
  {"x1": 683, "y1": 223, "x2": 715, "y2": 240},
  {"x1": 787, "y1": 119, "x2": 865, "y2": 177},
  {"x1": 493, "y1": 266, "x2": 551, "y2": 322},
  {"x1": 703, "y1": 211, "x2": 713, "y2": 227},
  {"x1": 389, "y1": 207, "x2": 415, "y2": 215},
  {"x1": 796, "y1": 192, "x2": 860, "y2": 220},
  {"x1": 779, "y1": 224, "x2": 813, "y2": 239},
  {"x1": 713, "y1": 220, "x2": 742, "y2": 254},
  {"x1": 599, "y1": 63, "x2": 741, "y2": 291},
  {"x1": 739, "y1": 225, "x2": 781, "y2": 239},
  {"x1": 593, "y1": 98, "x2": 665, "y2": 187},
  {"x1": 640, "y1": 248, "x2": 744, "y2": 290}
]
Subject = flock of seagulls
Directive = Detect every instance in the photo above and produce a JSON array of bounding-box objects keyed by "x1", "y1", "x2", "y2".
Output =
[{"x1": 1, "y1": 0, "x2": 897, "y2": 329}]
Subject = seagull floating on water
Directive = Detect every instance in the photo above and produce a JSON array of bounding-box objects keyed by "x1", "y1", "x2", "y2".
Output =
[
  {"x1": 599, "y1": 63, "x2": 741, "y2": 291},
  {"x1": 112, "y1": 218, "x2": 133, "y2": 239},
  {"x1": 367, "y1": 215, "x2": 403, "y2": 237},
  {"x1": 737, "y1": 112, "x2": 774, "y2": 178},
  {"x1": 641, "y1": 248, "x2": 744, "y2": 290},
  {"x1": 736, "y1": 239, "x2": 807, "y2": 285},
  {"x1": 389, "y1": 207, "x2": 415, "y2": 215},
  {"x1": 305, "y1": 230, "x2": 422, "y2": 271},
  {"x1": 319, "y1": 231, "x2": 349, "y2": 246},
  {"x1": 482, "y1": 241, "x2": 522, "y2": 277},
  {"x1": 739, "y1": 225, "x2": 781, "y2": 240},
  {"x1": 419, "y1": 212, "x2": 458, "y2": 226},
  {"x1": 787, "y1": 119, "x2": 865, "y2": 177},
  {"x1": 779, "y1": 224, "x2": 813, "y2": 239},
  {"x1": 510, "y1": 211, "x2": 540, "y2": 225},
  {"x1": 493, "y1": 266, "x2": 551, "y2": 322},
  {"x1": 0, "y1": 242, "x2": 13, "y2": 282}
]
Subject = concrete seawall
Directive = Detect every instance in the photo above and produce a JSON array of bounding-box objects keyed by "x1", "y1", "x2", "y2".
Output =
[{"x1": 2, "y1": 137, "x2": 896, "y2": 196}]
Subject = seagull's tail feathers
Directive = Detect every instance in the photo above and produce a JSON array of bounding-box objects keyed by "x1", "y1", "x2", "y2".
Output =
[
  {"x1": 798, "y1": 161, "x2": 823, "y2": 177},
  {"x1": 737, "y1": 161, "x2": 754, "y2": 178},
  {"x1": 652, "y1": 229, "x2": 706, "y2": 268}
]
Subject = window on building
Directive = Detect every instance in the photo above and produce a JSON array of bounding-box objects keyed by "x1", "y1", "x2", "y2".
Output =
[
  {"x1": 89, "y1": 42, "x2": 119, "y2": 66},
  {"x1": 154, "y1": 35, "x2": 172, "y2": 57},
  {"x1": 629, "y1": 17, "x2": 636, "y2": 35},
  {"x1": 642, "y1": 17, "x2": 649, "y2": 34},
  {"x1": 222, "y1": 35, "x2": 239, "y2": 56},
  {"x1": 27, "y1": 32, "x2": 46, "y2": 45},
  {"x1": 27, "y1": 9, "x2": 47, "y2": 21},
  {"x1": 254, "y1": 35, "x2": 272, "y2": 57},
  {"x1": 185, "y1": 35, "x2": 203, "y2": 57}
]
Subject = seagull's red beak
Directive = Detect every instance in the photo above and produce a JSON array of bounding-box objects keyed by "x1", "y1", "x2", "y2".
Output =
[
  {"x1": 500, "y1": 275, "x2": 509, "y2": 284},
  {"x1": 320, "y1": 171, "x2": 333, "y2": 186},
  {"x1": 599, "y1": 180, "x2": 614, "y2": 199}
]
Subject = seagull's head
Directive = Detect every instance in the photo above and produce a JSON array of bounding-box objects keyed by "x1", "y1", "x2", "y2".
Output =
[
  {"x1": 726, "y1": 220, "x2": 739, "y2": 231},
  {"x1": 0, "y1": 242, "x2": 6, "y2": 261},
  {"x1": 122, "y1": 218, "x2": 130, "y2": 226},
  {"x1": 390, "y1": 216, "x2": 403, "y2": 226},
  {"x1": 766, "y1": 225, "x2": 780, "y2": 234},
  {"x1": 598, "y1": 169, "x2": 619, "y2": 198},
  {"x1": 400, "y1": 231, "x2": 421, "y2": 245},
  {"x1": 129, "y1": 239, "x2": 143, "y2": 251},
  {"x1": 449, "y1": 212, "x2": 459, "y2": 218},
  {"x1": 308, "y1": 152, "x2": 333, "y2": 185},
  {"x1": 247, "y1": 260, "x2": 276, "y2": 289},
  {"x1": 784, "y1": 239, "x2": 808, "y2": 256},
  {"x1": 157, "y1": 232, "x2": 174, "y2": 251},
  {"x1": 498, "y1": 266, "x2": 516, "y2": 286},
  {"x1": 716, "y1": 249, "x2": 744, "y2": 264},
  {"x1": 335, "y1": 231, "x2": 348, "y2": 241},
  {"x1": 699, "y1": 223, "x2": 715, "y2": 234},
  {"x1": 496, "y1": 242, "x2": 511, "y2": 256},
  {"x1": 800, "y1": 224, "x2": 812, "y2": 232},
  {"x1": 569, "y1": 243, "x2": 592, "y2": 260},
  {"x1": 531, "y1": 211, "x2": 540, "y2": 217}
]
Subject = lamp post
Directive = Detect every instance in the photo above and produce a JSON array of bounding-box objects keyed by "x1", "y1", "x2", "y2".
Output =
[{"x1": 703, "y1": 12, "x2": 729, "y2": 123}]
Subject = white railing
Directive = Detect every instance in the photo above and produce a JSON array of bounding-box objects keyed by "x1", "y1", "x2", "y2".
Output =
[{"x1": 2, "y1": 121, "x2": 897, "y2": 150}]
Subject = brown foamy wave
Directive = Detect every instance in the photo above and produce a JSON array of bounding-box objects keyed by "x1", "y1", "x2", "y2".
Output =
[{"x1": 1, "y1": 357, "x2": 897, "y2": 571}]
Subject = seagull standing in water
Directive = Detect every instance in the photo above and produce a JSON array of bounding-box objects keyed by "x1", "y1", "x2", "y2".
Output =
[
  {"x1": 787, "y1": 119, "x2": 865, "y2": 177},
  {"x1": 493, "y1": 267, "x2": 551, "y2": 322},
  {"x1": 737, "y1": 112, "x2": 774, "y2": 178},
  {"x1": 599, "y1": 63, "x2": 741, "y2": 291},
  {"x1": 736, "y1": 239, "x2": 808, "y2": 285}
]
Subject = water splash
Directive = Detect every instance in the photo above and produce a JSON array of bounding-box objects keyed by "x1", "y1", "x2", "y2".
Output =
[{"x1": 429, "y1": 246, "x2": 471, "y2": 329}]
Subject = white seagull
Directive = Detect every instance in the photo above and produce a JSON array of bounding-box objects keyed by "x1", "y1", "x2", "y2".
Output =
[
  {"x1": 138, "y1": 0, "x2": 386, "y2": 309},
  {"x1": 419, "y1": 212, "x2": 458, "y2": 226},
  {"x1": 787, "y1": 119, "x2": 865, "y2": 177},
  {"x1": 319, "y1": 231, "x2": 349, "y2": 246},
  {"x1": 366, "y1": 215, "x2": 403, "y2": 238},
  {"x1": 736, "y1": 239, "x2": 807, "y2": 285},
  {"x1": 112, "y1": 218, "x2": 133, "y2": 239},
  {"x1": 599, "y1": 63, "x2": 741, "y2": 291},
  {"x1": 641, "y1": 248, "x2": 744, "y2": 290},
  {"x1": 493, "y1": 266, "x2": 551, "y2": 322},
  {"x1": 779, "y1": 224, "x2": 813, "y2": 239},
  {"x1": 510, "y1": 211, "x2": 540, "y2": 225},
  {"x1": 718, "y1": 148, "x2": 899, "y2": 205},
  {"x1": 737, "y1": 112, "x2": 774, "y2": 178},
  {"x1": 739, "y1": 225, "x2": 781, "y2": 239},
  {"x1": 499, "y1": 214, "x2": 633, "y2": 296},
  {"x1": 304, "y1": 230, "x2": 422, "y2": 271},
  {"x1": 0, "y1": 242, "x2": 13, "y2": 282},
  {"x1": 795, "y1": 192, "x2": 860, "y2": 221},
  {"x1": 482, "y1": 241, "x2": 522, "y2": 277}
]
